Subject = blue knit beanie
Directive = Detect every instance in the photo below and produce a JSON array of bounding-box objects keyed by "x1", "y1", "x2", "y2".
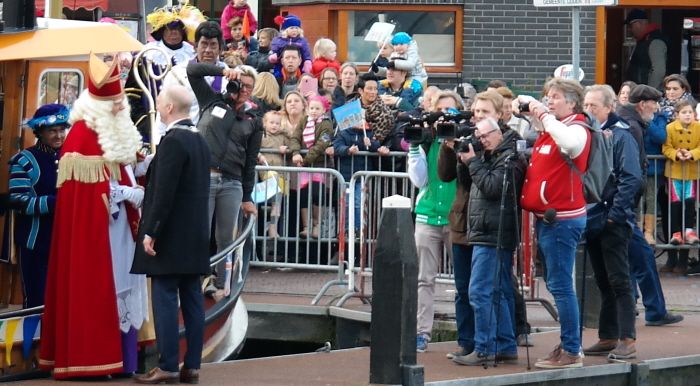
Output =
[
  {"x1": 281, "y1": 15, "x2": 302, "y2": 31},
  {"x1": 391, "y1": 32, "x2": 412, "y2": 45}
]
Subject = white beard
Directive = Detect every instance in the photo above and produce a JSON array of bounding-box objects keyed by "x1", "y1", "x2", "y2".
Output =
[{"x1": 69, "y1": 94, "x2": 142, "y2": 164}]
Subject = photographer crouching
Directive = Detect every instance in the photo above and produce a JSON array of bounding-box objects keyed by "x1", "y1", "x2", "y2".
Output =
[{"x1": 452, "y1": 116, "x2": 526, "y2": 366}]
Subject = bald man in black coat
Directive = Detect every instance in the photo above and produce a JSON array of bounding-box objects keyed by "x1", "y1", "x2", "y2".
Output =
[{"x1": 132, "y1": 85, "x2": 211, "y2": 384}]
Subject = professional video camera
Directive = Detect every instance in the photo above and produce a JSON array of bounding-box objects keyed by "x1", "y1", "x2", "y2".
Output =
[
  {"x1": 435, "y1": 109, "x2": 474, "y2": 140},
  {"x1": 396, "y1": 111, "x2": 441, "y2": 144}
]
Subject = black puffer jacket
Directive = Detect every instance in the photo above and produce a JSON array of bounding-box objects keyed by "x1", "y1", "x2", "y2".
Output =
[
  {"x1": 187, "y1": 63, "x2": 263, "y2": 202},
  {"x1": 458, "y1": 129, "x2": 526, "y2": 250},
  {"x1": 245, "y1": 46, "x2": 275, "y2": 74}
]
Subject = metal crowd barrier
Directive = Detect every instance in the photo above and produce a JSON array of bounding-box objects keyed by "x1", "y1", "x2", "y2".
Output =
[
  {"x1": 250, "y1": 152, "x2": 700, "y2": 307},
  {"x1": 645, "y1": 155, "x2": 700, "y2": 250}
]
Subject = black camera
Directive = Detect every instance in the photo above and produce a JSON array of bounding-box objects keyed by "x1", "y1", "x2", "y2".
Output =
[
  {"x1": 227, "y1": 79, "x2": 241, "y2": 95},
  {"x1": 519, "y1": 102, "x2": 530, "y2": 113},
  {"x1": 454, "y1": 128, "x2": 482, "y2": 153},
  {"x1": 397, "y1": 112, "x2": 441, "y2": 144},
  {"x1": 436, "y1": 110, "x2": 474, "y2": 139}
]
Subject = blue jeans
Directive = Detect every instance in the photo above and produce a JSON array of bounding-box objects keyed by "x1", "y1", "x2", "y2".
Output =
[
  {"x1": 628, "y1": 223, "x2": 667, "y2": 322},
  {"x1": 469, "y1": 246, "x2": 517, "y2": 355},
  {"x1": 452, "y1": 243, "x2": 474, "y2": 351},
  {"x1": 345, "y1": 182, "x2": 361, "y2": 230},
  {"x1": 209, "y1": 174, "x2": 243, "y2": 289},
  {"x1": 537, "y1": 215, "x2": 585, "y2": 355}
]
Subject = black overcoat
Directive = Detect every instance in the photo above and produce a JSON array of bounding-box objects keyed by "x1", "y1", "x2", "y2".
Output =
[{"x1": 131, "y1": 120, "x2": 212, "y2": 276}]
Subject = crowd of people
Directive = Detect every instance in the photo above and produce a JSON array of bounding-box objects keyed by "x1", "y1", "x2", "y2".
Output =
[{"x1": 6, "y1": 1, "x2": 700, "y2": 380}]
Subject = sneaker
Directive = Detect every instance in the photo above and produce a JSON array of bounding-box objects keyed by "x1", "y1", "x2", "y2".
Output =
[
  {"x1": 452, "y1": 351, "x2": 493, "y2": 366},
  {"x1": 446, "y1": 346, "x2": 470, "y2": 359},
  {"x1": 646, "y1": 313, "x2": 684, "y2": 326},
  {"x1": 517, "y1": 333, "x2": 534, "y2": 347},
  {"x1": 686, "y1": 231, "x2": 700, "y2": 244},
  {"x1": 535, "y1": 349, "x2": 582, "y2": 369},
  {"x1": 670, "y1": 232, "x2": 684, "y2": 245},
  {"x1": 204, "y1": 282, "x2": 218, "y2": 298},
  {"x1": 537, "y1": 344, "x2": 562, "y2": 363},
  {"x1": 686, "y1": 263, "x2": 700, "y2": 276},
  {"x1": 416, "y1": 334, "x2": 429, "y2": 353}
]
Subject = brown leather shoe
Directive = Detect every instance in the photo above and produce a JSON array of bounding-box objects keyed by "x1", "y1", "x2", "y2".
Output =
[
  {"x1": 609, "y1": 338, "x2": 636, "y2": 359},
  {"x1": 583, "y1": 339, "x2": 618, "y2": 356},
  {"x1": 535, "y1": 349, "x2": 582, "y2": 369},
  {"x1": 134, "y1": 368, "x2": 180, "y2": 384},
  {"x1": 180, "y1": 368, "x2": 199, "y2": 384}
]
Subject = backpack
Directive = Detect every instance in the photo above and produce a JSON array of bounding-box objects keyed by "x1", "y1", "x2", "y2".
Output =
[{"x1": 563, "y1": 111, "x2": 614, "y2": 204}]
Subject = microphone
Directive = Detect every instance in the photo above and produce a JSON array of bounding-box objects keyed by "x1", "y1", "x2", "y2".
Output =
[{"x1": 543, "y1": 208, "x2": 557, "y2": 225}]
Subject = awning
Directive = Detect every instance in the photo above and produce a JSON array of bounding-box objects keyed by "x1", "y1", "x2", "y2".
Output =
[
  {"x1": 0, "y1": 23, "x2": 142, "y2": 61},
  {"x1": 34, "y1": 0, "x2": 109, "y2": 11}
]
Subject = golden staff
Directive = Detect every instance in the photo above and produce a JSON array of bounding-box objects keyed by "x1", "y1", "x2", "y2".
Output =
[{"x1": 132, "y1": 47, "x2": 172, "y2": 154}]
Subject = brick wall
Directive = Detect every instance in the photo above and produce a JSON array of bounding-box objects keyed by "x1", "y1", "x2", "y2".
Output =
[
  {"x1": 273, "y1": 0, "x2": 598, "y2": 92},
  {"x1": 463, "y1": 1, "x2": 597, "y2": 93}
]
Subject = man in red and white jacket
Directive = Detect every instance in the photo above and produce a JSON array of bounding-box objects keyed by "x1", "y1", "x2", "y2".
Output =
[{"x1": 516, "y1": 78, "x2": 591, "y2": 369}]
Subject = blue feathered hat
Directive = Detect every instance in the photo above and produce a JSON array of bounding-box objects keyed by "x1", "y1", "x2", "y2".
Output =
[
  {"x1": 25, "y1": 104, "x2": 70, "y2": 133},
  {"x1": 391, "y1": 32, "x2": 412, "y2": 45}
]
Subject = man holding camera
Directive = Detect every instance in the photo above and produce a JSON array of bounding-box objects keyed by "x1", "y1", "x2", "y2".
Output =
[
  {"x1": 450, "y1": 115, "x2": 525, "y2": 366},
  {"x1": 188, "y1": 61, "x2": 262, "y2": 300},
  {"x1": 407, "y1": 90, "x2": 460, "y2": 353},
  {"x1": 517, "y1": 78, "x2": 591, "y2": 369}
]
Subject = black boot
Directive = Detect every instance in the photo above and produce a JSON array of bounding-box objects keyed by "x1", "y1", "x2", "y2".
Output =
[
  {"x1": 660, "y1": 250, "x2": 677, "y2": 273},
  {"x1": 673, "y1": 250, "x2": 689, "y2": 274}
]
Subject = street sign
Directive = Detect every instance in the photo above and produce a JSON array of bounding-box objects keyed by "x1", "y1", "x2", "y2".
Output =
[{"x1": 533, "y1": 0, "x2": 617, "y2": 6}]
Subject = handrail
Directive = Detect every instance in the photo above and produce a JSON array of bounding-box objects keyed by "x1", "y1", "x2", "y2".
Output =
[
  {"x1": 0, "y1": 215, "x2": 257, "y2": 334},
  {"x1": 196, "y1": 214, "x2": 256, "y2": 331}
]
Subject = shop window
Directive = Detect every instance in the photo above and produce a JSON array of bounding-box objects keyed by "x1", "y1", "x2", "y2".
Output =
[
  {"x1": 346, "y1": 10, "x2": 456, "y2": 66},
  {"x1": 39, "y1": 70, "x2": 84, "y2": 109}
]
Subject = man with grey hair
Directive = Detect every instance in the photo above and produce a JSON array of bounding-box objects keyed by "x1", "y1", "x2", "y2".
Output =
[
  {"x1": 612, "y1": 85, "x2": 684, "y2": 327},
  {"x1": 188, "y1": 61, "x2": 262, "y2": 300},
  {"x1": 580, "y1": 84, "x2": 644, "y2": 360}
]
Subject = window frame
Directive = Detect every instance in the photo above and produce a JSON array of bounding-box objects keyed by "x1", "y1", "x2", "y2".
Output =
[{"x1": 332, "y1": 5, "x2": 463, "y2": 73}]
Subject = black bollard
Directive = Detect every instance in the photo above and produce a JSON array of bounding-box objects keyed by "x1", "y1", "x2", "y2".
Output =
[{"x1": 369, "y1": 196, "x2": 424, "y2": 386}]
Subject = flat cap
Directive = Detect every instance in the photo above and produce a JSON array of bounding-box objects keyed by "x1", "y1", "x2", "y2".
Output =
[
  {"x1": 628, "y1": 84, "x2": 662, "y2": 103},
  {"x1": 623, "y1": 9, "x2": 647, "y2": 25}
]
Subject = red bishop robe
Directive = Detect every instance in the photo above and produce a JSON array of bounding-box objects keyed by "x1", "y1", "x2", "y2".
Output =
[{"x1": 39, "y1": 120, "x2": 140, "y2": 378}]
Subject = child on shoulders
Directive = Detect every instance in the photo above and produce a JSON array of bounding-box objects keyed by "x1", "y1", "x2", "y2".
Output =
[
  {"x1": 311, "y1": 38, "x2": 341, "y2": 79},
  {"x1": 388, "y1": 32, "x2": 427, "y2": 87},
  {"x1": 220, "y1": 0, "x2": 258, "y2": 44},
  {"x1": 269, "y1": 15, "x2": 313, "y2": 74}
]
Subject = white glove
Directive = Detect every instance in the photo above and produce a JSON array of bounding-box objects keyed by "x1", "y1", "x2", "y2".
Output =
[
  {"x1": 134, "y1": 154, "x2": 155, "y2": 177},
  {"x1": 118, "y1": 186, "x2": 145, "y2": 208}
]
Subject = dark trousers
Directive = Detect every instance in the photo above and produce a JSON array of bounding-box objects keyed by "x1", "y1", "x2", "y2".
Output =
[
  {"x1": 628, "y1": 223, "x2": 667, "y2": 322},
  {"x1": 19, "y1": 246, "x2": 49, "y2": 309},
  {"x1": 151, "y1": 274, "x2": 205, "y2": 372},
  {"x1": 452, "y1": 243, "x2": 474, "y2": 351},
  {"x1": 671, "y1": 199, "x2": 696, "y2": 234},
  {"x1": 586, "y1": 221, "x2": 636, "y2": 340}
]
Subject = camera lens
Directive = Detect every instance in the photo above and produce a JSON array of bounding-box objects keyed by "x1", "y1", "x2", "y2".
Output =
[{"x1": 519, "y1": 102, "x2": 530, "y2": 113}]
